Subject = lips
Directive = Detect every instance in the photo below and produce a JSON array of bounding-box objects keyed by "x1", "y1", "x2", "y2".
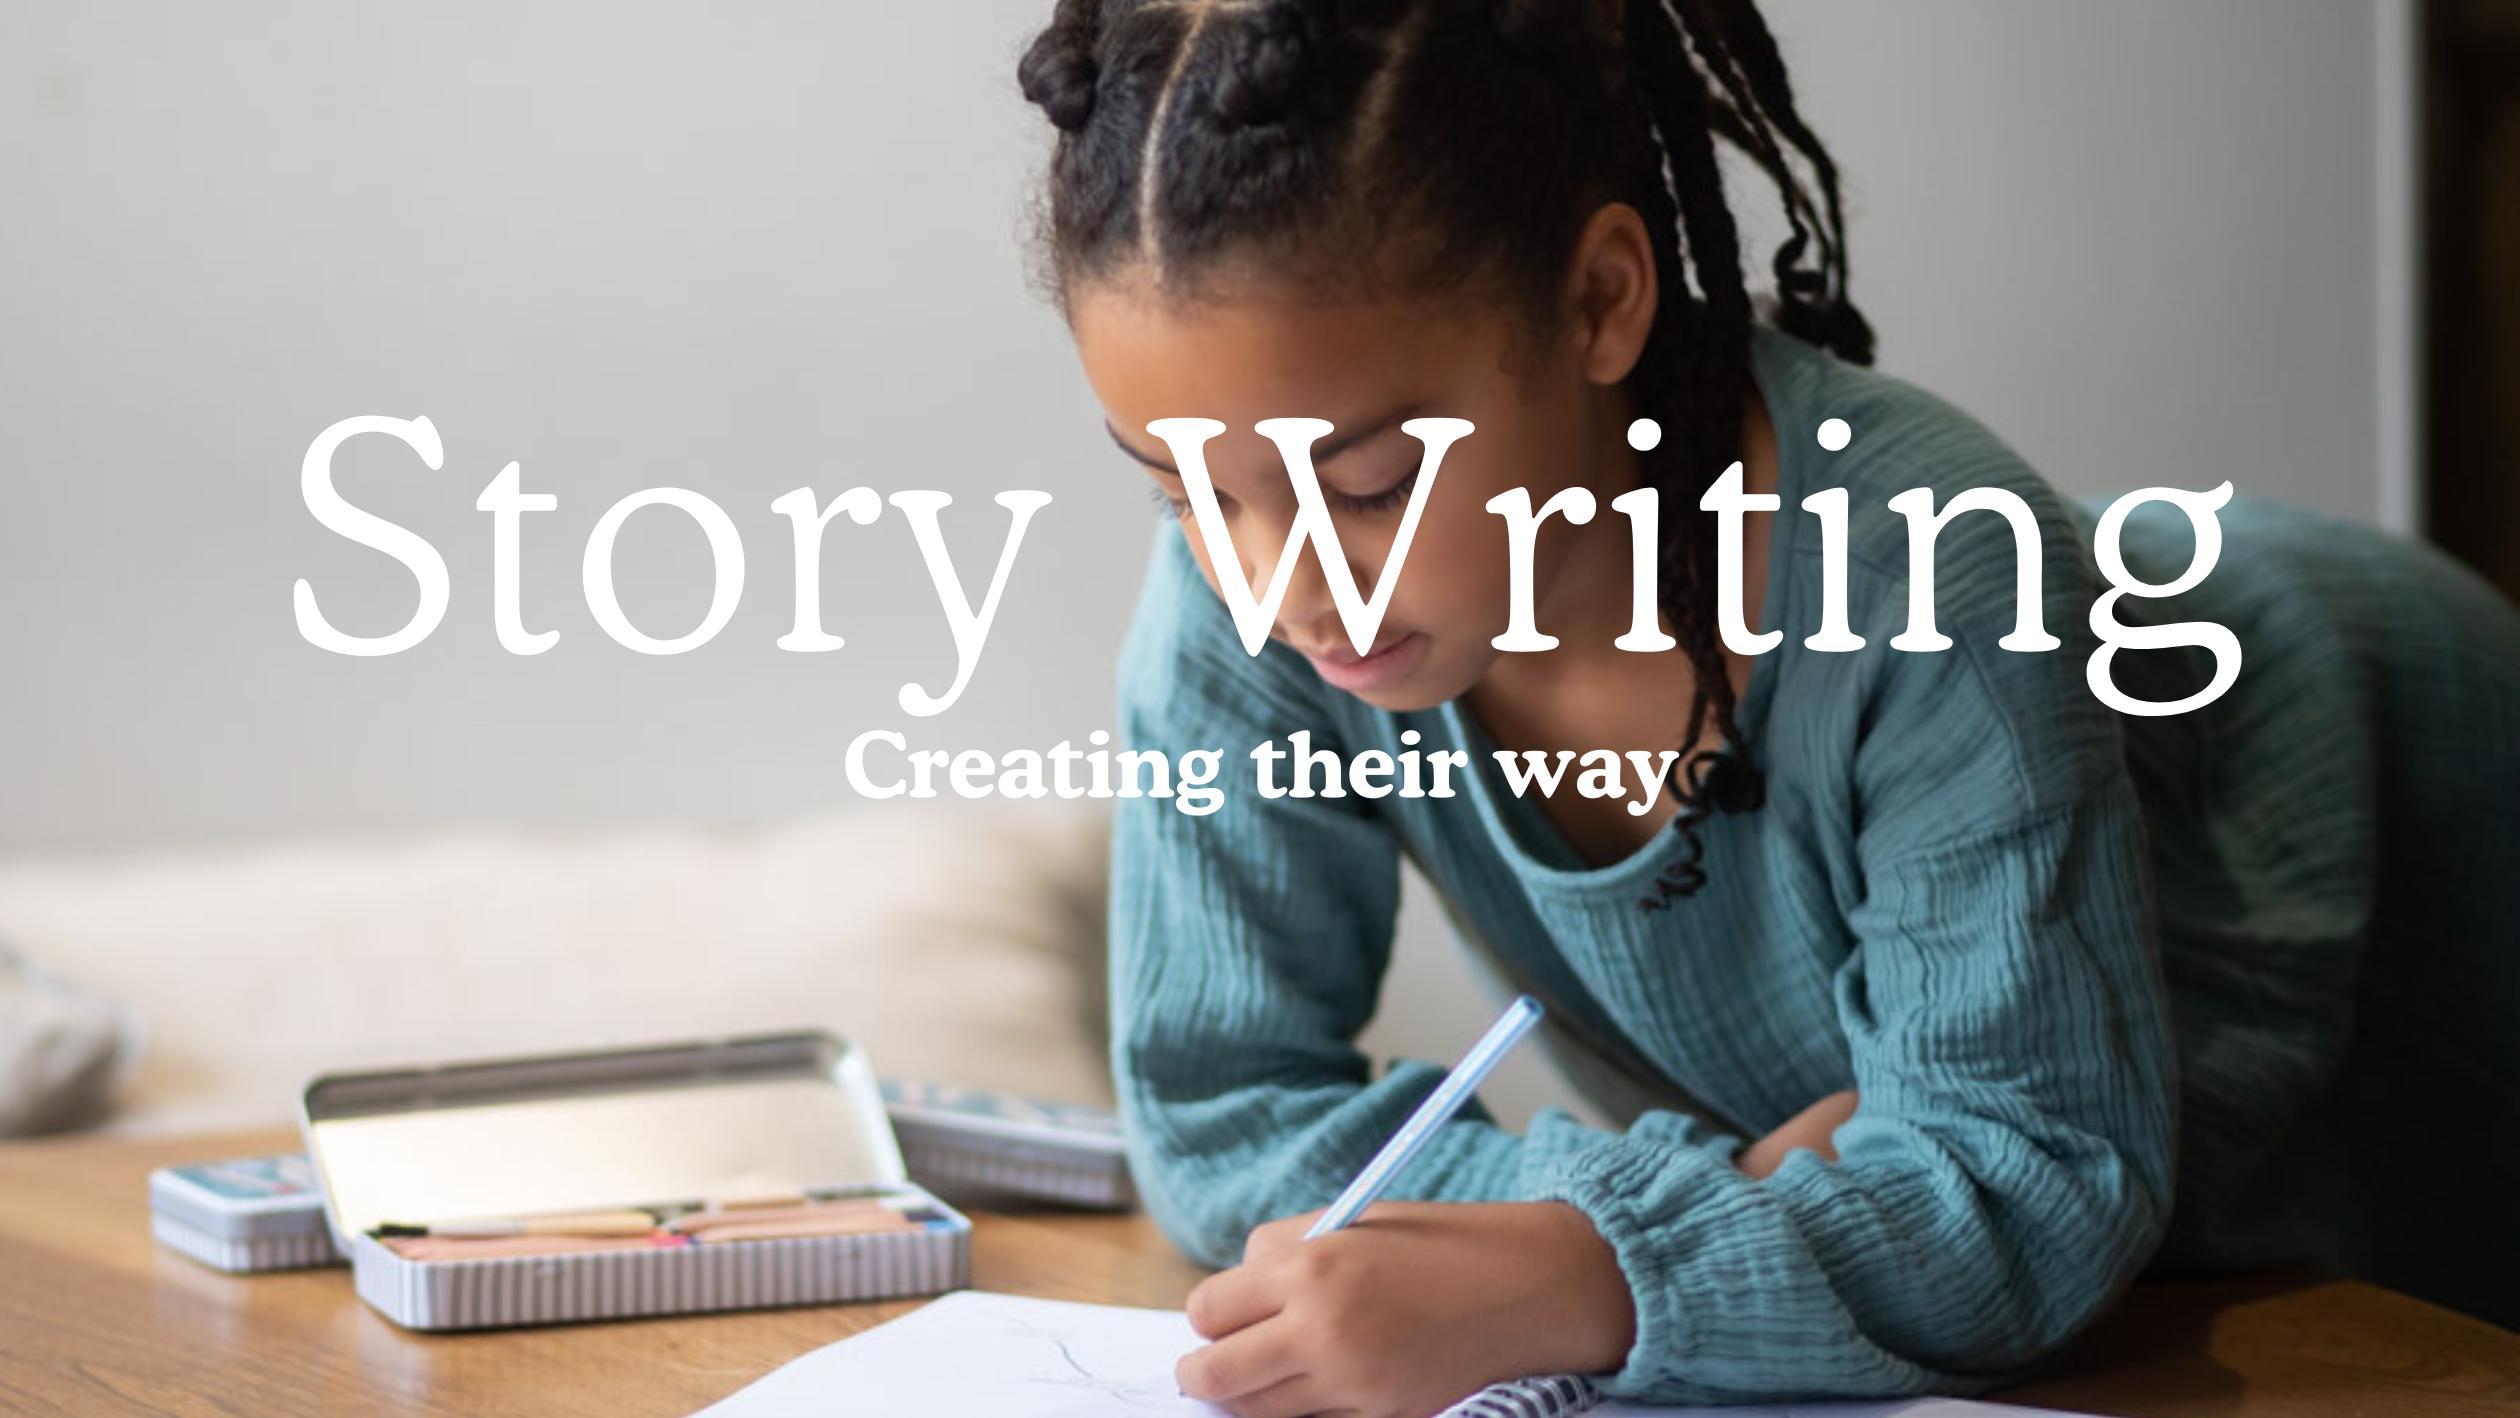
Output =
[{"x1": 1298, "y1": 630, "x2": 1430, "y2": 695}]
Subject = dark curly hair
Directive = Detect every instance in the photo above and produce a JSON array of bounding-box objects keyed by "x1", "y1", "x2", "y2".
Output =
[{"x1": 1018, "y1": 0, "x2": 1871, "y2": 908}]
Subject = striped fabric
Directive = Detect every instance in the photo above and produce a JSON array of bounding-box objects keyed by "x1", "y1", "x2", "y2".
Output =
[{"x1": 1440, "y1": 1373, "x2": 1603, "y2": 1417}]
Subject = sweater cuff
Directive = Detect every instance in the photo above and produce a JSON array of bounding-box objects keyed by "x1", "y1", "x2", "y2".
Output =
[{"x1": 1525, "y1": 1132, "x2": 1752, "y2": 1399}]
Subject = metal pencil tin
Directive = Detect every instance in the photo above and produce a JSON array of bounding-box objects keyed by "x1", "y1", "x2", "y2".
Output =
[
  {"x1": 879, "y1": 1080, "x2": 1136, "y2": 1211},
  {"x1": 148, "y1": 1153, "x2": 345, "y2": 1272},
  {"x1": 299, "y1": 1031, "x2": 969, "y2": 1331}
]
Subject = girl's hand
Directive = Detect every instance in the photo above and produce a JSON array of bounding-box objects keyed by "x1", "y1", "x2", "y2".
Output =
[
  {"x1": 1734, "y1": 1089, "x2": 1860, "y2": 1180},
  {"x1": 1176, "y1": 1201, "x2": 1634, "y2": 1418}
]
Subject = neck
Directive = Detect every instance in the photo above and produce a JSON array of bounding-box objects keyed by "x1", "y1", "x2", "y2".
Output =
[{"x1": 1465, "y1": 385, "x2": 1778, "y2": 749}]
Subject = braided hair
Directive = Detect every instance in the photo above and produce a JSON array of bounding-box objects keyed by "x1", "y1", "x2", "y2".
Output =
[{"x1": 1019, "y1": 0, "x2": 1871, "y2": 907}]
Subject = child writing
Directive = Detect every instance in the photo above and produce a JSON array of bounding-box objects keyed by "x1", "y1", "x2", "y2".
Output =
[{"x1": 1015, "y1": 0, "x2": 2520, "y2": 1413}]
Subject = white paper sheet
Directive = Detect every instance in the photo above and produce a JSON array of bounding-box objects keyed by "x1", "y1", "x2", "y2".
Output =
[
  {"x1": 687, "y1": 1291, "x2": 2093, "y2": 1418},
  {"x1": 689, "y1": 1292, "x2": 1225, "y2": 1418}
]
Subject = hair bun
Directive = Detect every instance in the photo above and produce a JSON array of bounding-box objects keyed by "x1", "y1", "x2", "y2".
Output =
[
  {"x1": 1212, "y1": 0, "x2": 1326, "y2": 128},
  {"x1": 1018, "y1": 24, "x2": 1101, "y2": 133}
]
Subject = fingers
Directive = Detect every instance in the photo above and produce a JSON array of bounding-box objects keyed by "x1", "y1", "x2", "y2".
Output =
[
  {"x1": 1185, "y1": 1262, "x2": 1283, "y2": 1340},
  {"x1": 1800, "y1": 1089, "x2": 1859, "y2": 1161},
  {"x1": 1176, "y1": 1320, "x2": 1301, "y2": 1406},
  {"x1": 1214, "y1": 1373, "x2": 1334, "y2": 1418},
  {"x1": 1739, "y1": 1089, "x2": 1864, "y2": 1178},
  {"x1": 1242, "y1": 1210, "x2": 1320, "y2": 1263}
]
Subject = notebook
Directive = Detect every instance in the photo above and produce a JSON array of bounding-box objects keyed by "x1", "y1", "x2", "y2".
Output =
[{"x1": 689, "y1": 1291, "x2": 2095, "y2": 1418}]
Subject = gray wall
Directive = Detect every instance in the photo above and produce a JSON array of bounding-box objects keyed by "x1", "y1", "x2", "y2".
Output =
[
  {"x1": 1, "y1": 2, "x2": 2403, "y2": 855},
  {"x1": 3, "y1": 3, "x2": 2408, "y2": 1113},
  {"x1": 4, "y1": 4, "x2": 1149, "y2": 853},
  {"x1": 1766, "y1": 0, "x2": 2403, "y2": 529}
]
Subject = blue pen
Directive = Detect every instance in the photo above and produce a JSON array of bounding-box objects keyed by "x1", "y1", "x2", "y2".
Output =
[{"x1": 1305, "y1": 994, "x2": 1545, "y2": 1239}]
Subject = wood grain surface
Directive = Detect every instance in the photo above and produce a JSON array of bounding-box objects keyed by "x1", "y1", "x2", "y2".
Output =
[{"x1": 2, "y1": 1126, "x2": 2514, "y2": 1417}]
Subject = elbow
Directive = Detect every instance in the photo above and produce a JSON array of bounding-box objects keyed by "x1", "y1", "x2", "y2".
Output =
[
  {"x1": 1126, "y1": 1131, "x2": 1274, "y2": 1270},
  {"x1": 1112, "y1": 1075, "x2": 1249, "y2": 1268},
  {"x1": 1149, "y1": 1201, "x2": 1248, "y2": 1272},
  {"x1": 2023, "y1": 1189, "x2": 2163, "y2": 1370},
  {"x1": 2054, "y1": 1111, "x2": 2176, "y2": 1343},
  {"x1": 1111, "y1": 1015, "x2": 1398, "y2": 1273},
  {"x1": 1819, "y1": 1105, "x2": 2174, "y2": 1388},
  {"x1": 1114, "y1": 1065, "x2": 1290, "y2": 1271},
  {"x1": 1949, "y1": 1138, "x2": 2173, "y2": 1376}
]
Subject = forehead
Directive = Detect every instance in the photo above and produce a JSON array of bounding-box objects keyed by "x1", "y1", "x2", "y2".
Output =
[{"x1": 1068, "y1": 278, "x2": 1522, "y2": 430}]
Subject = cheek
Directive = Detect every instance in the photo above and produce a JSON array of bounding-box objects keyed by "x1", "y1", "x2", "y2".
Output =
[{"x1": 1393, "y1": 501, "x2": 1515, "y2": 636}]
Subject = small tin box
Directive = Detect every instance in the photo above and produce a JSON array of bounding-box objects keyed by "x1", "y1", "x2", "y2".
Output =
[
  {"x1": 299, "y1": 1031, "x2": 970, "y2": 1331},
  {"x1": 879, "y1": 1079, "x2": 1136, "y2": 1211},
  {"x1": 148, "y1": 1153, "x2": 344, "y2": 1272}
]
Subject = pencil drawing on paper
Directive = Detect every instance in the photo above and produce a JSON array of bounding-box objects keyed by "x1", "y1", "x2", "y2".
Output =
[{"x1": 997, "y1": 1309, "x2": 1193, "y2": 1411}]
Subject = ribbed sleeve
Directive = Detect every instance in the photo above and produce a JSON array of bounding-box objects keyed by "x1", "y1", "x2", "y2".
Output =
[{"x1": 1523, "y1": 795, "x2": 2177, "y2": 1402}]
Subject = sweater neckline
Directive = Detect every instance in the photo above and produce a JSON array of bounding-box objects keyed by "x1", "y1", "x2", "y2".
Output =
[{"x1": 1432, "y1": 325, "x2": 1820, "y2": 895}]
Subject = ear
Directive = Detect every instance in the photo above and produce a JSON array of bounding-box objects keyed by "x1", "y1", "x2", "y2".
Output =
[{"x1": 1564, "y1": 202, "x2": 1658, "y2": 388}]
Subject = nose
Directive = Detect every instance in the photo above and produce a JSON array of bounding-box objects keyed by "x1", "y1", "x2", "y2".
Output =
[{"x1": 1255, "y1": 524, "x2": 1364, "y2": 652}]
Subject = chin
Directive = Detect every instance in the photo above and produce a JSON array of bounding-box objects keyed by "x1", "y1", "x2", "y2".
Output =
[
  {"x1": 1298, "y1": 630, "x2": 1484, "y2": 712},
  {"x1": 1343, "y1": 679, "x2": 1455, "y2": 713},
  {"x1": 1345, "y1": 648, "x2": 1482, "y2": 713}
]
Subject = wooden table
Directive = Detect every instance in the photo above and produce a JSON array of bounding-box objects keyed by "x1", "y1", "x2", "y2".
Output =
[{"x1": 3, "y1": 1127, "x2": 2516, "y2": 1417}]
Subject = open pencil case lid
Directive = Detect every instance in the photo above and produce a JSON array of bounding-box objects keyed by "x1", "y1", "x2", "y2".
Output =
[
  {"x1": 298, "y1": 1029, "x2": 909, "y2": 1245},
  {"x1": 294, "y1": 1030, "x2": 968, "y2": 1331}
]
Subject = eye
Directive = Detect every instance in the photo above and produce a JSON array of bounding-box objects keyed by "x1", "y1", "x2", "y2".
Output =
[
  {"x1": 1145, "y1": 477, "x2": 1233, "y2": 520},
  {"x1": 1331, "y1": 469, "x2": 1420, "y2": 516}
]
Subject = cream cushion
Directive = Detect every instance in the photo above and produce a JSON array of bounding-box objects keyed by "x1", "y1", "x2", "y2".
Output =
[{"x1": 0, "y1": 803, "x2": 1114, "y2": 1135}]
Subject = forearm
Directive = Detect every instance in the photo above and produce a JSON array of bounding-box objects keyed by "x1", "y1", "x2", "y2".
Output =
[
  {"x1": 1525, "y1": 1105, "x2": 2168, "y2": 1402},
  {"x1": 1118, "y1": 993, "x2": 1781, "y2": 1269},
  {"x1": 1117, "y1": 1043, "x2": 1532, "y2": 1265},
  {"x1": 1170, "y1": 1100, "x2": 2163, "y2": 1411}
]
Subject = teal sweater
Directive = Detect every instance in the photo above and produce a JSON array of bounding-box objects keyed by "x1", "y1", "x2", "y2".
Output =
[{"x1": 1107, "y1": 327, "x2": 2520, "y2": 1401}]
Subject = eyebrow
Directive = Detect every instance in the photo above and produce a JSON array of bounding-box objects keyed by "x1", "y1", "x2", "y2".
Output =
[{"x1": 1105, "y1": 407, "x2": 1424, "y2": 476}]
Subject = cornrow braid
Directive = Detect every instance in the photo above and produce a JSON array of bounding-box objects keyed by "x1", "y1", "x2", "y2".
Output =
[
  {"x1": 1620, "y1": 0, "x2": 1766, "y2": 909},
  {"x1": 1021, "y1": 0, "x2": 1869, "y2": 907},
  {"x1": 1681, "y1": 0, "x2": 1873, "y2": 362}
]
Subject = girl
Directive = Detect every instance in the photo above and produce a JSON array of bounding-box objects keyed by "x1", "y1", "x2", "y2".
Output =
[{"x1": 1016, "y1": 0, "x2": 2520, "y2": 1413}]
